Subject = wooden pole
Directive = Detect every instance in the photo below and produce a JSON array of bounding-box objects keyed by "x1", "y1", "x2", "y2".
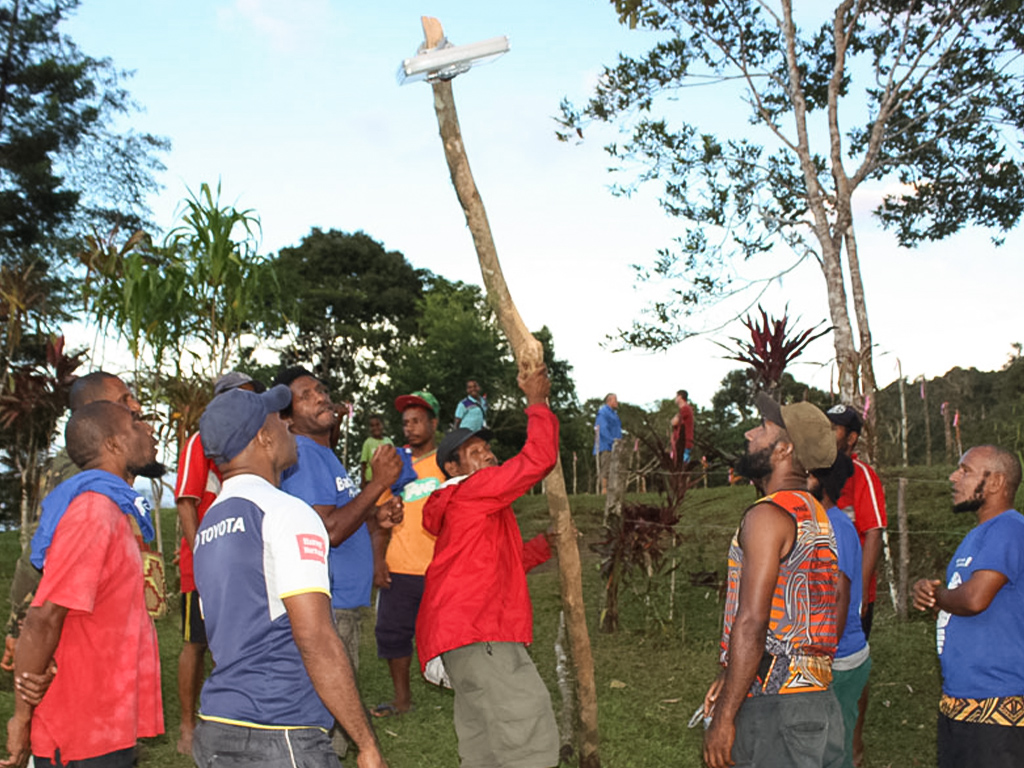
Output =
[
  {"x1": 920, "y1": 377, "x2": 932, "y2": 467},
  {"x1": 896, "y1": 477, "x2": 909, "y2": 620},
  {"x1": 424, "y1": 38, "x2": 600, "y2": 766},
  {"x1": 942, "y1": 402, "x2": 953, "y2": 464},
  {"x1": 897, "y1": 359, "x2": 908, "y2": 468}
]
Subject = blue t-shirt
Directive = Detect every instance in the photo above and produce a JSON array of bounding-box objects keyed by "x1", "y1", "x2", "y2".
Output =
[
  {"x1": 937, "y1": 509, "x2": 1024, "y2": 698},
  {"x1": 827, "y1": 506, "x2": 867, "y2": 659},
  {"x1": 593, "y1": 404, "x2": 622, "y2": 453},
  {"x1": 194, "y1": 474, "x2": 333, "y2": 729},
  {"x1": 281, "y1": 436, "x2": 371, "y2": 610},
  {"x1": 455, "y1": 395, "x2": 486, "y2": 431}
]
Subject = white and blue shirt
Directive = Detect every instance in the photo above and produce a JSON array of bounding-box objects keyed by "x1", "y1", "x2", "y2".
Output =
[
  {"x1": 937, "y1": 509, "x2": 1024, "y2": 698},
  {"x1": 194, "y1": 473, "x2": 332, "y2": 729},
  {"x1": 281, "y1": 436, "x2": 370, "y2": 610}
]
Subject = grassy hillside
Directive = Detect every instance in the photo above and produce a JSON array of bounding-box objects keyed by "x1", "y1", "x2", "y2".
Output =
[{"x1": 1, "y1": 468, "x2": 1005, "y2": 767}]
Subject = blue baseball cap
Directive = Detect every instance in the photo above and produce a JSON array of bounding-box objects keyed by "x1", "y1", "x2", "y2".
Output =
[{"x1": 200, "y1": 384, "x2": 292, "y2": 464}]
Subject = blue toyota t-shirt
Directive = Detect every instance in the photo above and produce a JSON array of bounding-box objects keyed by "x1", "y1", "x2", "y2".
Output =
[
  {"x1": 827, "y1": 506, "x2": 867, "y2": 660},
  {"x1": 281, "y1": 435, "x2": 371, "y2": 610},
  {"x1": 937, "y1": 509, "x2": 1024, "y2": 698},
  {"x1": 194, "y1": 474, "x2": 333, "y2": 729}
]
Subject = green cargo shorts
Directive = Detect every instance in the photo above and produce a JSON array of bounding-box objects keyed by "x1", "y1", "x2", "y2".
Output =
[{"x1": 442, "y1": 642, "x2": 560, "y2": 768}]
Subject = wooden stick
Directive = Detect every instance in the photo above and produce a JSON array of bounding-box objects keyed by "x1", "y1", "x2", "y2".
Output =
[{"x1": 427, "y1": 68, "x2": 601, "y2": 768}]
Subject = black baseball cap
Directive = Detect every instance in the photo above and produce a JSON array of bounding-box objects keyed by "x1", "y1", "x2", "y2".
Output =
[
  {"x1": 436, "y1": 427, "x2": 494, "y2": 478},
  {"x1": 826, "y1": 404, "x2": 863, "y2": 433}
]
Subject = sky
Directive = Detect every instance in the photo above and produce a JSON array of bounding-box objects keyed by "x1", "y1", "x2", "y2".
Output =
[{"x1": 61, "y1": 0, "x2": 1024, "y2": 412}]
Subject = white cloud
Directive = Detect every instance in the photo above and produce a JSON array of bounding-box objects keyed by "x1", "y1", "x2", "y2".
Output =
[{"x1": 217, "y1": 0, "x2": 333, "y2": 53}]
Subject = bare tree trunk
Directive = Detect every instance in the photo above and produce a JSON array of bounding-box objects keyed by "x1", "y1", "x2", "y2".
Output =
[
  {"x1": 921, "y1": 378, "x2": 932, "y2": 467},
  {"x1": 429, "y1": 76, "x2": 601, "y2": 768},
  {"x1": 896, "y1": 478, "x2": 909, "y2": 620},
  {"x1": 817, "y1": 243, "x2": 860, "y2": 403},
  {"x1": 897, "y1": 361, "x2": 908, "y2": 468},
  {"x1": 844, "y1": 223, "x2": 878, "y2": 460},
  {"x1": 943, "y1": 403, "x2": 954, "y2": 464},
  {"x1": 782, "y1": 0, "x2": 861, "y2": 405}
]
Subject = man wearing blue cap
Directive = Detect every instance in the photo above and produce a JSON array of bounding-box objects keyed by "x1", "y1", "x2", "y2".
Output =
[{"x1": 192, "y1": 385, "x2": 386, "y2": 768}]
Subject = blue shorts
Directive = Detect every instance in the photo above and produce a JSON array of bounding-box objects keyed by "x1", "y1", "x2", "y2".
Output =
[{"x1": 375, "y1": 573, "x2": 424, "y2": 659}]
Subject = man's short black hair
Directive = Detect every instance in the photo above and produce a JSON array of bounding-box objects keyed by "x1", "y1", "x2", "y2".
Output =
[
  {"x1": 978, "y1": 444, "x2": 1023, "y2": 499},
  {"x1": 272, "y1": 366, "x2": 318, "y2": 418},
  {"x1": 66, "y1": 401, "x2": 131, "y2": 469},
  {"x1": 677, "y1": 390, "x2": 688, "y2": 401},
  {"x1": 68, "y1": 371, "x2": 122, "y2": 412}
]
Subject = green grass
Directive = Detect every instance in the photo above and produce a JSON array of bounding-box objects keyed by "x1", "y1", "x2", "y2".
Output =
[{"x1": 0, "y1": 469, "x2": 994, "y2": 767}]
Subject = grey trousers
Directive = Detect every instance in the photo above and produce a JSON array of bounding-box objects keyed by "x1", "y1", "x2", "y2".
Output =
[{"x1": 731, "y1": 689, "x2": 845, "y2": 768}]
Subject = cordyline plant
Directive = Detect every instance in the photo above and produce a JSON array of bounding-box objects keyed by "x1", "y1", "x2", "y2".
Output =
[
  {"x1": 0, "y1": 336, "x2": 84, "y2": 549},
  {"x1": 590, "y1": 501, "x2": 681, "y2": 633},
  {"x1": 717, "y1": 306, "x2": 830, "y2": 396}
]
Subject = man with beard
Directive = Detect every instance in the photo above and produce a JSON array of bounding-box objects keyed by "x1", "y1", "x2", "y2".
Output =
[
  {"x1": 913, "y1": 445, "x2": 1024, "y2": 768},
  {"x1": 3, "y1": 372, "x2": 162, "y2": 675},
  {"x1": 3, "y1": 401, "x2": 164, "y2": 768},
  {"x1": 702, "y1": 393, "x2": 842, "y2": 768}
]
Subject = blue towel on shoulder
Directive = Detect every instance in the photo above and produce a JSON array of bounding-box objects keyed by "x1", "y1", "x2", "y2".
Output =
[{"x1": 31, "y1": 469, "x2": 154, "y2": 570}]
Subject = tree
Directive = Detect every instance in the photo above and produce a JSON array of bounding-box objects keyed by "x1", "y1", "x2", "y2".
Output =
[
  {"x1": 273, "y1": 229, "x2": 424, "y2": 402},
  {"x1": 0, "y1": 0, "x2": 166, "y2": 529},
  {"x1": 0, "y1": 0, "x2": 167, "y2": 259},
  {"x1": 375, "y1": 275, "x2": 515, "y2": 438},
  {"x1": 559, "y1": 0, "x2": 1024, "y2": 446},
  {"x1": 77, "y1": 183, "x2": 279, "y2": 457}
]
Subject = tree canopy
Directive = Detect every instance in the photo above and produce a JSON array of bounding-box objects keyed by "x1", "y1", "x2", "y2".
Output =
[
  {"x1": 0, "y1": 0, "x2": 167, "y2": 254},
  {"x1": 559, "y1": 0, "x2": 1024, "y2": 436},
  {"x1": 273, "y1": 228, "x2": 424, "y2": 402}
]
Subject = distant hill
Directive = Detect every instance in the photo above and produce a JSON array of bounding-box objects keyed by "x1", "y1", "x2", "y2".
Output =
[{"x1": 874, "y1": 355, "x2": 1024, "y2": 466}]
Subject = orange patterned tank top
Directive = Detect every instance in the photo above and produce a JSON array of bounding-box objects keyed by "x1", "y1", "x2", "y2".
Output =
[{"x1": 720, "y1": 489, "x2": 839, "y2": 696}]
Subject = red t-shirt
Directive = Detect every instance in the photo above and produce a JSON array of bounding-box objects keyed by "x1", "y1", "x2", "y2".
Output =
[
  {"x1": 174, "y1": 432, "x2": 223, "y2": 593},
  {"x1": 835, "y1": 453, "x2": 887, "y2": 603},
  {"x1": 672, "y1": 403, "x2": 694, "y2": 451},
  {"x1": 31, "y1": 492, "x2": 163, "y2": 761}
]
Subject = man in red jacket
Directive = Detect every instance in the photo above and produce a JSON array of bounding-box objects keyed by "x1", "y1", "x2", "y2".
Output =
[{"x1": 416, "y1": 365, "x2": 559, "y2": 768}]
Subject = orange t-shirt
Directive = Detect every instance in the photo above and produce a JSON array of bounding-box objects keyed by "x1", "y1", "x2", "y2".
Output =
[{"x1": 385, "y1": 451, "x2": 445, "y2": 575}]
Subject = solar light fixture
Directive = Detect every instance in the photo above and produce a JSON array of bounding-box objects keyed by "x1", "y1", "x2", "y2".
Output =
[{"x1": 398, "y1": 21, "x2": 509, "y2": 85}]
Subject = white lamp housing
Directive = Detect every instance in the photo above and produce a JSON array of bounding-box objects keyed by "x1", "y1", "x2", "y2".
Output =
[{"x1": 398, "y1": 36, "x2": 510, "y2": 85}]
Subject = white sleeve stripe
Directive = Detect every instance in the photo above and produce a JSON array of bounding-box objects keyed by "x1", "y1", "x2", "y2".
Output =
[
  {"x1": 854, "y1": 460, "x2": 885, "y2": 529},
  {"x1": 175, "y1": 433, "x2": 201, "y2": 499}
]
